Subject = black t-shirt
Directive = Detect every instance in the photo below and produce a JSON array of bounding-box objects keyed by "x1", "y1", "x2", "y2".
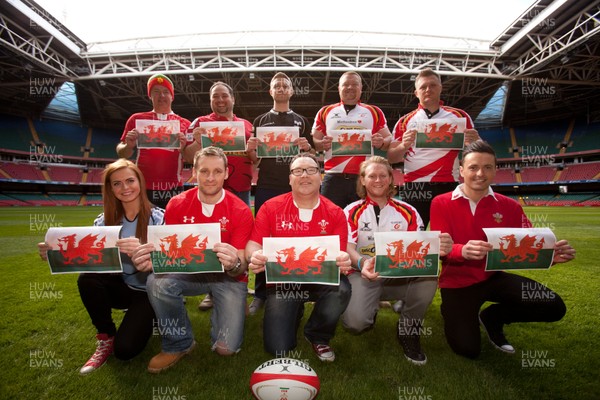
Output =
[{"x1": 253, "y1": 109, "x2": 313, "y2": 190}]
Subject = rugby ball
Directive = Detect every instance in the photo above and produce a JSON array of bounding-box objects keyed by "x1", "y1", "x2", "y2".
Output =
[{"x1": 250, "y1": 358, "x2": 320, "y2": 400}]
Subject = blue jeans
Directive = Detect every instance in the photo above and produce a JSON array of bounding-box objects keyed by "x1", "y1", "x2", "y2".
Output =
[
  {"x1": 263, "y1": 275, "x2": 351, "y2": 356},
  {"x1": 146, "y1": 273, "x2": 247, "y2": 354}
]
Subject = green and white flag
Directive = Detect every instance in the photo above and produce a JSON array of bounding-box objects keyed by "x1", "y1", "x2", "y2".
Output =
[
  {"x1": 199, "y1": 121, "x2": 246, "y2": 152},
  {"x1": 256, "y1": 126, "x2": 299, "y2": 158},
  {"x1": 374, "y1": 231, "x2": 441, "y2": 278},
  {"x1": 148, "y1": 223, "x2": 222, "y2": 274},
  {"x1": 136, "y1": 119, "x2": 181, "y2": 149},
  {"x1": 263, "y1": 236, "x2": 340, "y2": 285},
  {"x1": 45, "y1": 226, "x2": 122, "y2": 274},
  {"x1": 330, "y1": 129, "x2": 372, "y2": 156},
  {"x1": 415, "y1": 118, "x2": 465, "y2": 149},
  {"x1": 483, "y1": 227, "x2": 556, "y2": 271}
]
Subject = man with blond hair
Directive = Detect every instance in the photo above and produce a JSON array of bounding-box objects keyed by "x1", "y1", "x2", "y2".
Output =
[{"x1": 342, "y1": 156, "x2": 452, "y2": 365}]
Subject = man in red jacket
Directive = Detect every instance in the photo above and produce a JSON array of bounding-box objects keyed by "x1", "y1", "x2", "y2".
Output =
[{"x1": 430, "y1": 140, "x2": 576, "y2": 359}]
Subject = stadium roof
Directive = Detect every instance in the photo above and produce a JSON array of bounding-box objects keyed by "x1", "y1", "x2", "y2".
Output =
[{"x1": 1, "y1": 0, "x2": 599, "y2": 130}]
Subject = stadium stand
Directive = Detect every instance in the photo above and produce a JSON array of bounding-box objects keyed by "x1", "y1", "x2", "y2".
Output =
[
  {"x1": 558, "y1": 161, "x2": 600, "y2": 182},
  {"x1": 519, "y1": 165, "x2": 557, "y2": 183},
  {"x1": 46, "y1": 165, "x2": 83, "y2": 183},
  {"x1": 566, "y1": 121, "x2": 600, "y2": 153},
  {"x1": 479, "y1": 128, "x2": 514, "y2": 159},
  {"x1": 33, "y1": 119, "x2": 88, "y2": 158},
  {"x1": 0, "y1": 162, "x2": 47, "y2": 181},
  {"x1": 0, "y1": 114, "x2": 34, "y2": 153},
  {"x1": 493, "y1": 168, "x2": 516, "y2": 184},
  {"x1": 513, "y1": 121, "x2": 569, "y2": 155},
  {"x1": 89, "y1": 128, "x2": 121, "y2": 159}
]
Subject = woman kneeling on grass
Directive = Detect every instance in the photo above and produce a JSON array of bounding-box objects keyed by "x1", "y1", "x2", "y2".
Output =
[{"x1": 37, "y1": 159, "x2": 164, "y2": 374}]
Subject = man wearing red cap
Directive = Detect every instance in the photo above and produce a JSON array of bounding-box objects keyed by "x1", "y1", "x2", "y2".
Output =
[{"x1": 117, "y1": 74, "x2": 192, "y2": 209}]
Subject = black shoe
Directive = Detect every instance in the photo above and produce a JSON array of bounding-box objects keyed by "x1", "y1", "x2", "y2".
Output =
[
  {"x1": 479, "y1": 309, "x2": 515, "y2": 354},
  {"x1": 397, "y1": 320, "x2": 427, "y2": 365}
]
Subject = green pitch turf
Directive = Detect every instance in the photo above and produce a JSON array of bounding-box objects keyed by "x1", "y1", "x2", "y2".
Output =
[{"x1": 1, "y1": 206, "x2": 598, "y2": 399}]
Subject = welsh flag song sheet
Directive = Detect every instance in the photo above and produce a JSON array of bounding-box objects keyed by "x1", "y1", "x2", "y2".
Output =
[
  {"x1": 135, "y1": 119, "x2": 181, "y2": 149},
  {"x1": 263, "y1": 236, "x2": 340, "y2": 285},
  {"x1": 44, "y1": 226, "x2": 122, "y2": 274},
  {"x1": 415, "y1": 118, "x2": 466, "y2": 150},
  {"x1": 483, "y1": 227, "x2": 556, "y2": 271},
  {"x1": 148, "y1": 223, "x2": 222, "y2": 274},
  {"x1": 374, "y1": 231, "x2": 441, "y2": 278}
]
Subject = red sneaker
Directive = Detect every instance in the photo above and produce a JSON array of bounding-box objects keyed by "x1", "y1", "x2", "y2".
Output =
[{"x1": 79, "y1": 333, "x2": 114, "y2": 375}]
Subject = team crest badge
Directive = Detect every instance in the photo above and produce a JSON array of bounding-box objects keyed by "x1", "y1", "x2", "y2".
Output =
[
  {"x1": 492, "y1": 212, "x2": 503, "y2": 224},
  {"x1": 318, "y1": 219, "x2": 329, "y2": 234}
]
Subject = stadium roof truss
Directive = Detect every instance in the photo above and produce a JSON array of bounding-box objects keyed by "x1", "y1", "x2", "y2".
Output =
[{"x1": 1, "y1": 0, "x2": 599, "y2": 129}]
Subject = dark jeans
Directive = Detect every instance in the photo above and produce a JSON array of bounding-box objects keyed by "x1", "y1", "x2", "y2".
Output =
[
  {"x1": 440, "y1": 272, "x2": 566, "y2": 359},
  {"x1": 78, "y1": 274, "x2": 155, "y2": 360},
  {"x1": 320, "y1": 173, "x2": 360, "y2": 210},
  {"x1": 398, "y1": 182, "x2": 456, "y2": 229},
  {"x1": 263, "y1": 275, "x2": 351, "y2": 356},
  {"x1": 253, "y1": 187, "x2": 291, "y2": 301}
]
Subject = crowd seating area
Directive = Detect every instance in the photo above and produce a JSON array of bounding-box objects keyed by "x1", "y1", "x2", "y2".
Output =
[
  {"x1": 520, "y1": 193, "x2": 600, "y2": 207},
  {"x1": 520, "y1": 165, "x2": 557, "y2": 183},
  {"x1": 558, "y1": 161, "x2": 600, "y2": 182},
  {"x1": 1, "y1": 115, "x2": 598, "y2": 206}
]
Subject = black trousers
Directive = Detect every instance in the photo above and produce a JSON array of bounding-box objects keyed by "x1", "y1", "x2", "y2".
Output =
[
  {"x1": 78, "y1": 274, "x2": 155, "y2": 360},
  {"x1": 440, "y1": 272, "x2": 566, "y2": 359}
]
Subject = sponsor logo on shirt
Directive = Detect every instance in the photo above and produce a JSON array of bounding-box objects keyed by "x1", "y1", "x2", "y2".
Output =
[
  {"x1": 183, "y1": 216, "x2": 195, "y2": 223},
  {"x1": 360, "y1": 221, "x2": 372, "y2": 231}
]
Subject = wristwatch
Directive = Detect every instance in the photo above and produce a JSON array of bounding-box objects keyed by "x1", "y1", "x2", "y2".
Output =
[{"x1": 226, "y1": 257, "x2": 241, "y2": 273}]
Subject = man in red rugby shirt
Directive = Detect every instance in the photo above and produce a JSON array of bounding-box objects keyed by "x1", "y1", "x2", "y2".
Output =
[
  {"x1": 132, "y1": 147, "x2": 253, "y2": 373},
  {"x1": 246, "y1": 153, "x2": 352, "y2": 363},
  {"x1": 117, "y1": 74, "x2": 192, "y2": 209}
]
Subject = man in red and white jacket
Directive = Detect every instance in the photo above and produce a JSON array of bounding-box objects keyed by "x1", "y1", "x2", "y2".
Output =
[
  {"x1": 388, "y1": 68, "x2": 480, "y2": 228},
  {"x1": 312, "y1": 71, "x2": 392, "y2": 209},
  {"x1": 430, "y1": 140, "x2": 575, "y2": 359},
  {"x1": 117, "y1": 74, "x2": 192, "y2": 209}
]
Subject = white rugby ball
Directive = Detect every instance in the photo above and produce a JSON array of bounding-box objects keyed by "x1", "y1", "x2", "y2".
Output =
[{"x1": 250, "y1": 358, "x2": 320, "y2": 400}]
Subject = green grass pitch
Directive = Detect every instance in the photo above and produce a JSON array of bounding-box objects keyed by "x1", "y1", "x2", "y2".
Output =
[{"x1": 1, "y1": 206, "x2": 599, "y2": 399}]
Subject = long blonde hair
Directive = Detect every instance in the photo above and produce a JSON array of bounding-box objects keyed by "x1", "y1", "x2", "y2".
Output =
[{"x1": 101, "y1": 159, "x2": 152, "y2": 243}]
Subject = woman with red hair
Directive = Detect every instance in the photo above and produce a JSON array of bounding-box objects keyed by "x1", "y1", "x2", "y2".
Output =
[{"x1": 38, "y1": 159, "x2": 164, "y2": 374}]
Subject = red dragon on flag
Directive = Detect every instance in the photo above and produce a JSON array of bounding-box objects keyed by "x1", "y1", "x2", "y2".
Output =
[
  {"x1": 337, "y1": 132, "x2": 365, "y2": 150},
  {"x1": 424, "y1": 123, "x2": 457, "y2": 143},
  {"x1": 499, "y1": 234, "x2": 544, "y2": 263},
  {"x1": 262, "y1": 131, "x2": 292, "y2": 150},
  {"x1": 158, "y1": 234, "x2": 208, "y2": 265},
  {"x1": 275, "y1": 246, "x2": 327, "y2": 275},
  {"x1": 385, "y1": 239, "x2": 430, "y2": 269},
  {"x1": 206, "y1": 126, "x2": 238, "y2": 146},
  {"x1": 142, "y1": 125, "x2": 173, "y2": 143},
  {"x1": 57, "y1": 234, "x2": 106, "y2": 264}
]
